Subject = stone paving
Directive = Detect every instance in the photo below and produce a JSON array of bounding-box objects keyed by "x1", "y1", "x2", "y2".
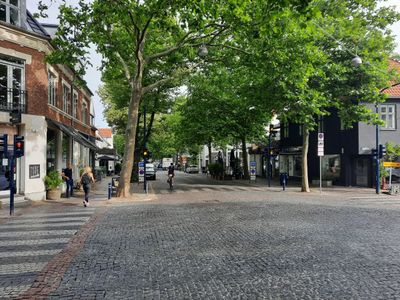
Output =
[
  {"x1": 1, "y1": 174, "x2": 400, "y2": 299},
  {"x1": 46, "y1": 197, "x2": 400, "y2": 299}
]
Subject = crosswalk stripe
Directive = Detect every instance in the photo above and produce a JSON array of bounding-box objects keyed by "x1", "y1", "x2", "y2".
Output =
[
  {"x1": 6, "y1": 217, "x2": 90, "y2": 224},
  {"x1": 1, "y1": 222, "x2": 86, "y2": 229},
  {"x1": 0, "y1": 230, "x2": 77, "y2": 238},
  {"x1": 15, "y1": 210, "x2": 96, "y2": 218},
  {"x1": 0, "y1": 238, "x2": 70, "y2": 247},
  {"x1": 0, "y1": 249, "x2": 62, "y2": 258},
  {"x1": 0, "y1": 262, "x2": 47, "y2": 275}
]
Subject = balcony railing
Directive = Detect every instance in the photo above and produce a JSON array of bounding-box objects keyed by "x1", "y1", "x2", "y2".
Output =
[{"x1": 0, "y1": 88, "x2": 27, "y2": 113}]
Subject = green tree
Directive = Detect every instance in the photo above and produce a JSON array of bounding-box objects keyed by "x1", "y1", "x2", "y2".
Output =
[
  {"x1": 246, "y1": 0, "x2": 399, "y2": 191},
  {"x1": 38, "y1": 0, "x2": 311, "y2": 197}
]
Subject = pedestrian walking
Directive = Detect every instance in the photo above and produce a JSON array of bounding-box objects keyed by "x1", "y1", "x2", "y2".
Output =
[
  {"x1": 61, "y1": 162, "x2": 74, "y2": 198},
  {"x1": 80, "y1": 166, "x2": 94, "y2": 207}
]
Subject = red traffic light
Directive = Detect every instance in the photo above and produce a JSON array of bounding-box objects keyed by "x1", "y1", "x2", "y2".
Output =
[{"x1": 13, "y1": 135, "x2": 24, "y2": 158}]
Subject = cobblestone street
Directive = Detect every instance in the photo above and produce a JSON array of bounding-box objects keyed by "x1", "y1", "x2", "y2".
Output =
[{"x1": 1, "y1": 174, "x2": 400, "y2": 299}]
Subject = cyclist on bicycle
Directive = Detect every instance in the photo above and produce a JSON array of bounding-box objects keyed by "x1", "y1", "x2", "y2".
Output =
[{"x1": 167, "y1": 163, "x2": 175, "y2": 187}]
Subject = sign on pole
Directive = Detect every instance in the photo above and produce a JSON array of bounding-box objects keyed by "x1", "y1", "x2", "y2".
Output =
[
  {"x1": 138, "y1": 161, "x2": 144, "y2": 182},
  {"x1": 250, "y1": 161, "x2": 256, "y2": 181},
  {"x1": 317, "y1": 132, "x2": 324, "y2": 157},
  {"x1": 383, "y1": 161, "x2": 400, "y2": 167},
  {"x1": 317, "y1": 132, "x2": 324, "y2": 194}
]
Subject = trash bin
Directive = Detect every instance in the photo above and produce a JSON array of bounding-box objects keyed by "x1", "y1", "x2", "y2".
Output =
[{"x1": 279, "y1": 173, "x2": 289, "y2": 190}]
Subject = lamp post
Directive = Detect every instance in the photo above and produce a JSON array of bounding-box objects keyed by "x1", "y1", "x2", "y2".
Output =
[
  {"x1": 375, "y1": 102, "x2": 380, "y2": 194},
  {"x1": 352, "y1": 55, "x2": 380, "y2": 194},
  {"x1": 267, "y1": 125, "x2": 272, "y2": 187},
  {"x1": 143, "y1": 104, "x2": 147, "y2": 194}
]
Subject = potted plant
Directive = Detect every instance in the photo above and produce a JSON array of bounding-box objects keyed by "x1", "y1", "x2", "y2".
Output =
[{"x1": 44, "y1": 171, "x2": 64, "y2": 200}]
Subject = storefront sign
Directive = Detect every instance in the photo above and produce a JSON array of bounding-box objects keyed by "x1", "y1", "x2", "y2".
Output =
[{"x1": 29, "y1": 164, "x2": 40, "y2": 179}]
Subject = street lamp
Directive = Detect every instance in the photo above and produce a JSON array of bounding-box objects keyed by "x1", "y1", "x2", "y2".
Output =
[
  {"x1": 351, "y1": 55, "x2": 362, "y2": 67},
  {"x1": 352, "y1": 55, "x2": 380, "y2": 194},
  {"x1": 198, "y1": 44, "x2": 208, "y2": 57}
]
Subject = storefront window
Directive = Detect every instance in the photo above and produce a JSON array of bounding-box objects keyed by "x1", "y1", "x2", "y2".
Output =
[
  {"x1": 62, "y1": 134, "x2": 69, "y2": 167},
  {"x1": 47, "y1": 130, "x2": 56, "y2": 173}
]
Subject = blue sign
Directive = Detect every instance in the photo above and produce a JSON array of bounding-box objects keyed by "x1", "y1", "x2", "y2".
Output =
[
  {"x1": 251, "y1": 169, "x2": 256, "y2": 174},
  {"x1": 250, "y1": 161, "x2": 256, "y2": 167},
  {"x1": 139, "y1": 162, "x2": 144, "y2": 167}
]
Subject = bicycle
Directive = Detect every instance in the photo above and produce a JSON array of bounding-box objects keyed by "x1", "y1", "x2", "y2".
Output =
[{"x1": 167, "y1": 174, "x2": 174, "y2": 190}]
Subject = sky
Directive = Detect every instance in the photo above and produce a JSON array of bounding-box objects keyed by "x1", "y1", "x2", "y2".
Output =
[{"x1": 27, "y1": 0, "x2": 400, "y2": 129}]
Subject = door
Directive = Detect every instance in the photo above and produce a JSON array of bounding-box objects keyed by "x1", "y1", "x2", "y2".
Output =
[{"x1": 355, "y1": 158, "x2": 369, "y2": 187}]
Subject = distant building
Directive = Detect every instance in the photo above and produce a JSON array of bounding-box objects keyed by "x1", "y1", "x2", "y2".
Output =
[
  {"x1": 0, "y1": 1, "x2": 97, "y2": 200},
  {"x1": 96, "y1": 128, "x2": 118, "y2": 176}
]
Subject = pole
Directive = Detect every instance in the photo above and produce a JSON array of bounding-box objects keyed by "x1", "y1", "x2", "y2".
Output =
[
  {"x1": 9, "y1": 156, "x2": 14, "y2": 215},
  {"x1": 319, "y1": 156, "x2": 322, "y2": 194},
  {"x1": 267, "y1": 132, "x2": 271, "y2": 187},
  {"x1": 143, "y1": 105, "x2": 147, "y2": 194},
  {"x1": 376, "y1": 103, "x2": 380, "y2": 194}
]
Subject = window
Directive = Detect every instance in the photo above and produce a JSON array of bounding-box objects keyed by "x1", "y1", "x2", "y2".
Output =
[
  {"x1": 63, "y1": 84, "x2": 71, "y2": 113},
  {"x1": 82, "y1": 101, "x2": 87, "y2": 124},
  {"x1": 48, "y1": 72, "x2": 57, "y2": 106},
  {"x1": 0, "y1": 54, "x2": 24, "y2": 111},
  {"x1": 380, "y1": 104, "x2": 396, "y2": 130},
  {"x1": 90, "y1": 114, "x2": 94, "y2": 126},
  {"x1": 283, "y1": 123, "x2": 289, "y2": 138},
  {"x1": 0, "y1": 0, "x2": 20, "y2": 26},
  {"x1": 72, "y1": 91, "x2": 78, "y2": 118}
]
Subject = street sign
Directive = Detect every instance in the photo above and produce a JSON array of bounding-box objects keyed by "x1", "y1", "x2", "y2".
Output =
[
  {"x1": 250, "y1": 161, "x2": 256, "y2": 180},
  {"x1": 317, "y1": 132, "x2": 324, "y2": 157},
  {"x1": 383, "y1": 162, "x2": 400, "y2": 167},
  {"x1": 138, "y1": 161, "x2": 144, "y2": 182}
]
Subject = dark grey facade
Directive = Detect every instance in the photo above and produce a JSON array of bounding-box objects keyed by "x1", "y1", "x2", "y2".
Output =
[{"x1": 280, "y1": 97, "x2": 400, "y2": 187}]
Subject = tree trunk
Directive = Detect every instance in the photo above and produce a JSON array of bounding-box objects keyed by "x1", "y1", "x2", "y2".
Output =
[
  {"x1": 241, "y1": 136, "x2": 249, "y2": 180},
  {"x1": 117, "y1": 45, "x2": 145, "y2": 197},
  {"x1": 207, "y1": 141, "x2": 212, "y2": 166},
  {"x1": 145, "y1": 112, "x2": 155, "y2": 142},
  {"x1": 301, "y1": 125, "x2": 310, "y2": 192}
]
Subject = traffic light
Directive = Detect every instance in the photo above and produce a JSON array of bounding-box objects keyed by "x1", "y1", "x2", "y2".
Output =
[
  {"x1": 0, "y1": 134, "x2": 8, "y2": 158},
  {"x1": 9, "y1": 110, "x2": 21, "y2": 124},
  {"x1": 378, "y1": 144, "x2": 386, "y2": 159},
  {"x1": 13, "y1": 135, "x2": 24, "y2": 158},
  {"x1": 143, "y1": 148, "x2": 149, "y2": 160}
]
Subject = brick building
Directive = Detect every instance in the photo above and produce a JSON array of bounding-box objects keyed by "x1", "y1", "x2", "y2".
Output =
[{"x1": 0, "y1": 1, "x2": 97, "y2": 200}]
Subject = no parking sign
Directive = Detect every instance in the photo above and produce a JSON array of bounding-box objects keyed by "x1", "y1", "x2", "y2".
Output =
[
  {"x1": 250, "y1": 161, "x2": 256, "y2": 181},
  {"x1": 138, "y1": 162, "x2": 144, "y2": 182}
]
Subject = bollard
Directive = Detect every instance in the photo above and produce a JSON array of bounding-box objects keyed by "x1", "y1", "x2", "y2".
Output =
[
  {"x1": 280, "y1": 172, "x2": 288, "y2": 191},
  {"x1": 108, "y1": 182, "x2": 112, "y2": 199}
]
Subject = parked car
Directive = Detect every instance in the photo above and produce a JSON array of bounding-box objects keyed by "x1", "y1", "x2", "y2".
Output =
[
  {"x1": 145, "y1": 163, "x2": 156, "y2": 180},
  {"x1": 186, "y1": 165, "x2": 199, "y2": 173}
]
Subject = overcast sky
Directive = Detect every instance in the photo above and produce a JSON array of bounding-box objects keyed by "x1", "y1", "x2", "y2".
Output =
[{"x1": 26, "y1": 0, "x2": 400, "y2": 129}]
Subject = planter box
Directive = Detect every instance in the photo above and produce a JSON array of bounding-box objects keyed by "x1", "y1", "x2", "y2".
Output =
[{"x1": 47, "y1": 189, "x2": 61, "y2": 200}]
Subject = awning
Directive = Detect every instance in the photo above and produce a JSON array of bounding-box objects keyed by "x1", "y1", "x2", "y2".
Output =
[
  {"x1": 77, "y1": 132, "x2": 98, "y2": 150},
  {"x1": 97, "y1": 155, "x2": 115, "y2": 160},
  {"x1": 47, "y1": 119, "x2": 98, "y2": 151}
]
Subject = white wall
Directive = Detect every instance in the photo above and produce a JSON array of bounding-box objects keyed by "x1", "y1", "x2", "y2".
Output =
[{"x1": 21, "y1": 114, "x2": 47, "y2": 201}]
